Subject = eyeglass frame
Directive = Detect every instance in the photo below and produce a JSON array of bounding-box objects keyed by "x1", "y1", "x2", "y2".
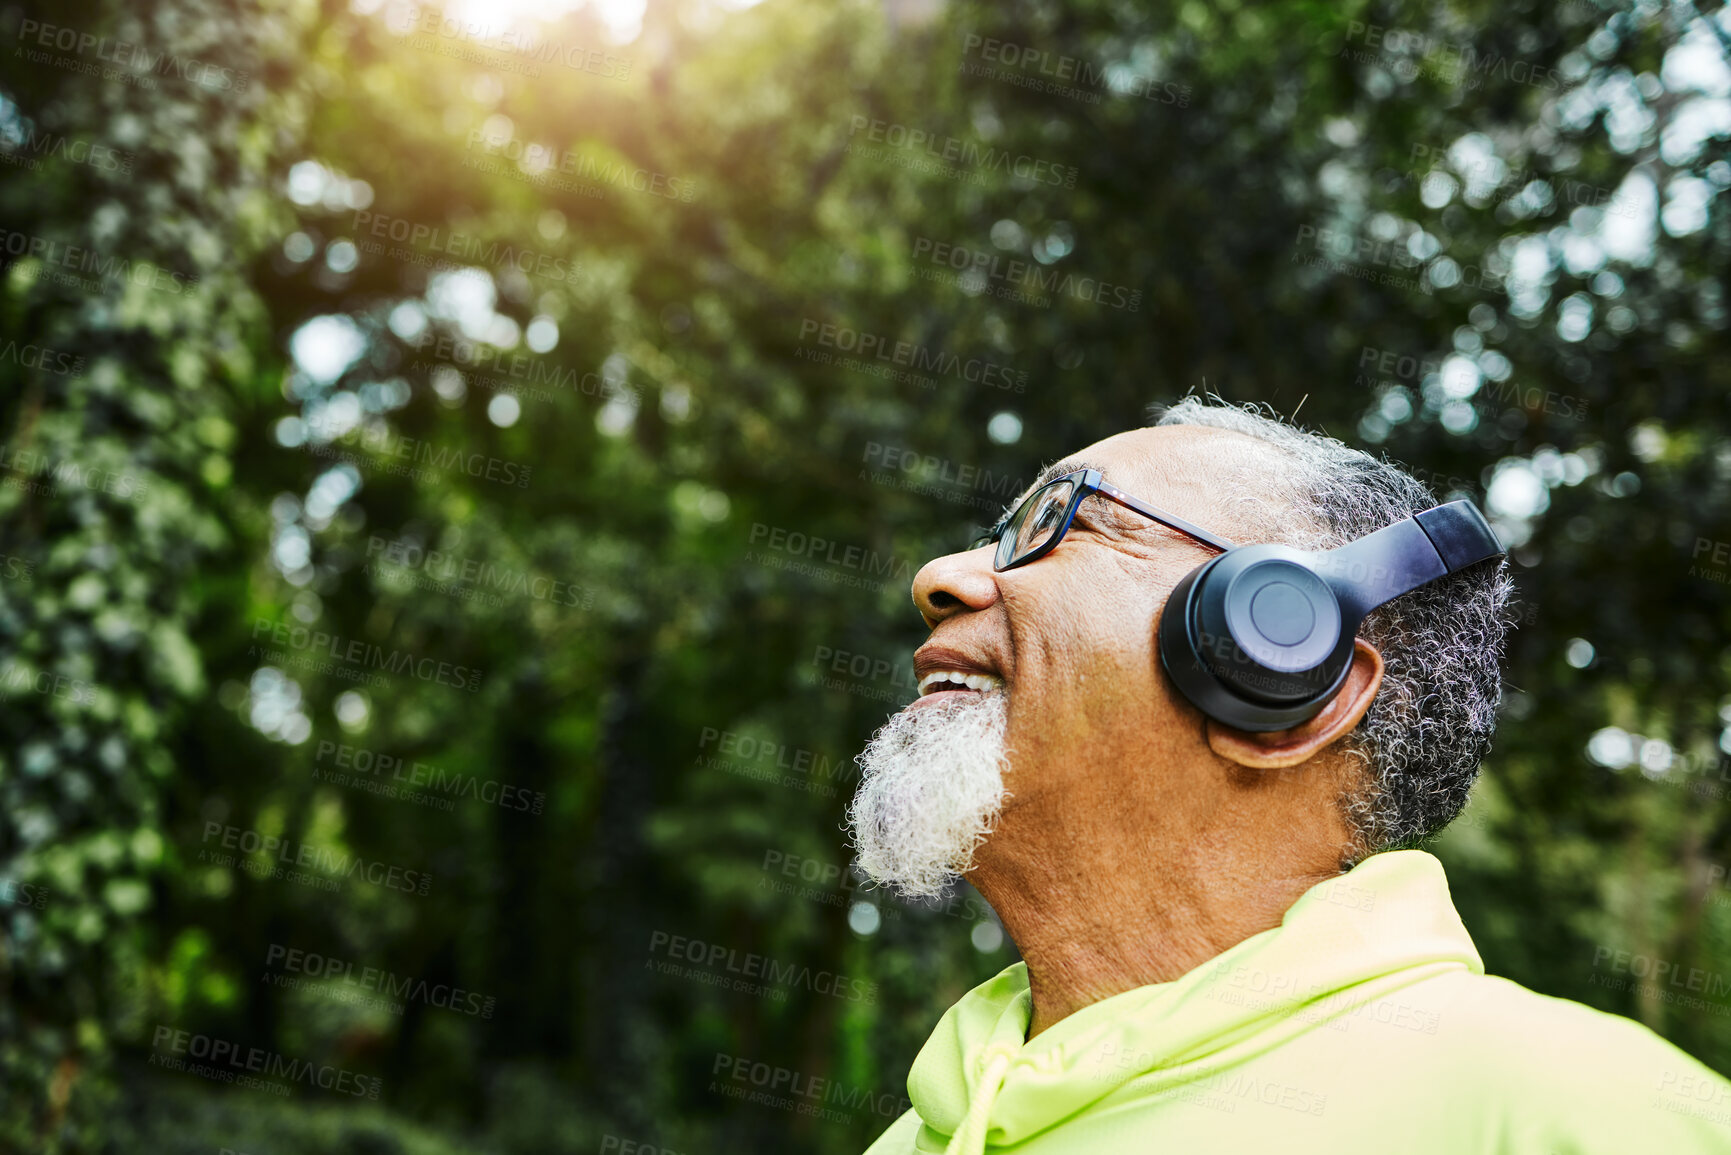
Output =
[{"x1": 973, "y1": 468, "x2": 1237, "y2": 572}]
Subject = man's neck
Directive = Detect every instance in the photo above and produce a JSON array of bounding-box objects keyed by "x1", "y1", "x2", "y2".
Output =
[{"x1": 969, "y1": 814, "x2": 1346, "y2": 1039}]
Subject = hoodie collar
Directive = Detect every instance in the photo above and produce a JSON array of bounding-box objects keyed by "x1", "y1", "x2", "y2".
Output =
[{"x1": 906, "y1": 849, "x2": 1483, "y2": 1154}]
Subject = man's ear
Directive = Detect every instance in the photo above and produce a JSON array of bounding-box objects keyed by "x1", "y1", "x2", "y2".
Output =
[{"x1": 1205, "y1": 639, "x2": 1385, "y2": 770}]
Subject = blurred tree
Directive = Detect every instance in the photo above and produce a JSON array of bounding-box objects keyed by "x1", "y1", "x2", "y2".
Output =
[{"x1": 0, "y1": 0, "x2": 316, "y2": 1147}]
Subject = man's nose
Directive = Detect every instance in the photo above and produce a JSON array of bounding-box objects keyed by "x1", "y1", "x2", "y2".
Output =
[{"x1": 912, "y1": 546, "x2": 1000, "y2": 629}]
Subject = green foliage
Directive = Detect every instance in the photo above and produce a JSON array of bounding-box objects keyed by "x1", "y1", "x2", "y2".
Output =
[{"x1": 0, "y1": 0, "x2": 314, "y2": 1147}]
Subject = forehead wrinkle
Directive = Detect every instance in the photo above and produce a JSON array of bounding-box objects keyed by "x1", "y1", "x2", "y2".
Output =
[{"x1": 1096, "y1": 426, "x2": 1298, "y2": 545}]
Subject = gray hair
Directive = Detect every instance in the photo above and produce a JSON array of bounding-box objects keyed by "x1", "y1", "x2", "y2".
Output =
[{"x1": 1152, "y1": 396, "x2": 1514, "y2": 861}]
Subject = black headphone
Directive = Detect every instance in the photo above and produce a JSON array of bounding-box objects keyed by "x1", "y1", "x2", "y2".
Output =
[{"x1": 1156, "y1": 501, "x2": 1505, "y2": 732}]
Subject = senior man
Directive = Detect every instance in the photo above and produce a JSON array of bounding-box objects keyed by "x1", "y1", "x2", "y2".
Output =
[{"x1": 849, "y1": 398, "x2": 1731, "y2": 1154}]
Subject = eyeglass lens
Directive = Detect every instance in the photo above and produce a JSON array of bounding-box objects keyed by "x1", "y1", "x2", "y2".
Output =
[{"x1": 1000, "y1": 479, "x2": 1076, "y2": 568}]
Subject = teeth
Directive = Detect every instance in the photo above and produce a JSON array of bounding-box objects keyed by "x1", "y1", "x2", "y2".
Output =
[{"x1": 918, "y1": 670, "x2": 1002, "y2": 696}]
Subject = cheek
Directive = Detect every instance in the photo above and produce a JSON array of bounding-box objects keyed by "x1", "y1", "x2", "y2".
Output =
[
  {"x1": 1072, "y1": 582, "x2": 1190, "y2": 737},
  {"x1": 999, "y1": 556, "x2": 1183, "y2": 757},
  {"x1": 1010, "y1": 605, "x2": 1161, "y2": 749}
]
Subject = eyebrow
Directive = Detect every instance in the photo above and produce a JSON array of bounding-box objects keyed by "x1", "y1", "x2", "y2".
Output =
[{"x1": 1022, "y1": 458, "x2": 1106, "y2": 501}]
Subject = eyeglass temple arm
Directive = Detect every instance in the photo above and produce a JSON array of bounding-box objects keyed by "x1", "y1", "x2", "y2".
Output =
[{"x1": 1094, "y1": 479, "x2": 1237, "y2": 553}]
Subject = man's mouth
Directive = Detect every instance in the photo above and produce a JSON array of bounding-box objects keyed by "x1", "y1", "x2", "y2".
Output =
[
  {"x1": 916, "y1": 670, "x2": 1004, "y2": 696},
  {"x1": 911, "y1": 645, "x2": 1004, "y2": 703}
]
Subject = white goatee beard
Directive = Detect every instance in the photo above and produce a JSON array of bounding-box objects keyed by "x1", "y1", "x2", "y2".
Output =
[{"x1": 845, "y1": 690, "x2": 1012, "y2": 900}]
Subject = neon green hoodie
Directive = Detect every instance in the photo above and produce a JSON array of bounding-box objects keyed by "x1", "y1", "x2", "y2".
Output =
[{"x1": 864, "y1": 850, "x2": 1731, "y2": 1154}]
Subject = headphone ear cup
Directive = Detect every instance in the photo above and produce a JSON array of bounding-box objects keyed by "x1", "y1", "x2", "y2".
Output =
[
  {"x1": 1209, "y1": 556, "x2": 1344, "y2": 700},
  {"x1": 1157, "y1": 547, "x2": 1358, "y2": 733}
]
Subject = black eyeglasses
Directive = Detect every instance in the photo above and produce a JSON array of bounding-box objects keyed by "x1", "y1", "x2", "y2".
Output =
[{"x1": 972, "y1": 468, "x2": 1236, "y2": 572}]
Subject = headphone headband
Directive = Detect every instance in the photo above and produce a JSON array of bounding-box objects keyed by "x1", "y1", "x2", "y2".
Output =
[
  {"x1": 1313, "y1": 500, "x2": 1501, "y2": 621},
  {"x1": 1416, "y1": 501, "x2": 1504, "y2": 571}
]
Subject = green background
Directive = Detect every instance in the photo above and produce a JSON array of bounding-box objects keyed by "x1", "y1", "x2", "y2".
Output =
[{"x1": 3, "y1": 0, "x2": 1731, "y2": 1150}]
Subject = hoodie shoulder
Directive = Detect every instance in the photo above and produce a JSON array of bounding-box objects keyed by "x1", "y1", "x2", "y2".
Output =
[
  {"x1": 1430, "y1": 969, "x2": 1705, "y2": 1066},
  {"x1": 1409, "y1": 970, "x2": 1731, "y2": 1150},
  {"x1": 861, "y1": 1107, "x2": 940, "y2": 1154}
]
